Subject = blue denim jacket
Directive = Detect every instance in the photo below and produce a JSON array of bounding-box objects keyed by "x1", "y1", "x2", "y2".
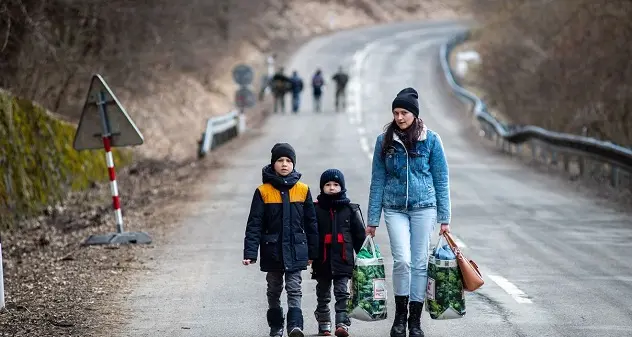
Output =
[{"x1": 367, "y1": 126, "x2": 451, "y2": 226}]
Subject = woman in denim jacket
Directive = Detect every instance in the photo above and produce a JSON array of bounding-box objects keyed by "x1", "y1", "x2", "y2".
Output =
[{"x1": 366, "y1": 87, "x2": 451, "y2": 337}]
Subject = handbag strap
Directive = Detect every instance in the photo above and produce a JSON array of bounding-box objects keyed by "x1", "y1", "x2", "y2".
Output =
[{"x1": 442, "y1": 232, "x2": 461, "y2": 255}]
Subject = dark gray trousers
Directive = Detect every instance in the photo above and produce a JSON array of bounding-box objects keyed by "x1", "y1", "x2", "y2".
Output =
[
  {"x1": 314, "y1": 277, "x2": 351, "y2": 324},
  {"x1": 266, "y1": 271, "x2": 302, "y2": 309}
]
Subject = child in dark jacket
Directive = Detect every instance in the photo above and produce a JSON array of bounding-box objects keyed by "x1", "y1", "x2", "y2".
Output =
[
  {"x1": 311, "y1": 169, "x2": 367, "y2": 337},
  {"x1": 243, "y1": 142, "x2": 319, "y2": 337}
]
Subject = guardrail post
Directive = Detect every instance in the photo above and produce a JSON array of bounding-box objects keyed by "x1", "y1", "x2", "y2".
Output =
[
  {"x1": 540, "y1": 146, "x2": 548, "y2": 164},
  {"x1": 563, "y1": 154, "x2": 570, "y2": 172},
  {"x1": 578, "y1": 156, "x2": 585, "y2": 177},
  {"x1": 550, "y1": 150, "x2": 558, "y2": 165},
  {"x1": 238, "y1": 111, "x2": 246, "y2": 134},
  {"x1": 610, "y1": 165, "x2": 620, "y2": 187}
]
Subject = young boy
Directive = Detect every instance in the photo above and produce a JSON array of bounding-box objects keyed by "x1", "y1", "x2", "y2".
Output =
[
  {"x1": 311, "y1": 169, "x2": 367, "y2": 337},
  {"x1": 243, "y1": 142, "x2": 319, "y2": 337}
]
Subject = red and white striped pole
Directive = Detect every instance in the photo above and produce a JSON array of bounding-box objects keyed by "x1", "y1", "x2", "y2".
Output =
[
  {"x1": 102, "y1": 135, "x2": 124, "y2": 233},
  {"x1": 97, "y1": 90, "x2": 124, "y2": 234}
]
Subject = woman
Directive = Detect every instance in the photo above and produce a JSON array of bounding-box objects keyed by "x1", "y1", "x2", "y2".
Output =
[{"x1": 366, "y1": 87, "x2": 451, "y2": 337}]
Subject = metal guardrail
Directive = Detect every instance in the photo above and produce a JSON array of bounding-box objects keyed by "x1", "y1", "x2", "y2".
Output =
[
  {"x1": 440, "y1": 31, "x2": 632, "y2": 187},
  {"x1": 198, "y1": 110, "x2": 242, "y2": 158},
  {"x1": 197, "y1": 56, "x2": 275, "y2": 159}
]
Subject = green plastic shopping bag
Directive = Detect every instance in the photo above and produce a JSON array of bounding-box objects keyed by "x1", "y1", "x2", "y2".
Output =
[
  {"x1": 425, "y1": 236, "x2": 466, "y2": 320},
  {"x1": 347, "y1": 236, "x2": 388, "y2": 321}
]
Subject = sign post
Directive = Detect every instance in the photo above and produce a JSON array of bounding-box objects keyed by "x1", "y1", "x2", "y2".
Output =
[
  {"x1": 73, "y1": 74, "x2": 151, "y2": 246},
  {"x1": 232, "y1": 64, "x2": 257, "y2": 133}
]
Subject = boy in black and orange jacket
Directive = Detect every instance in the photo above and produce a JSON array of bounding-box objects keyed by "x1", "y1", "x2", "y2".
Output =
[{"x1": 243, "y1": 142, "x2": 319, "y2": 337}]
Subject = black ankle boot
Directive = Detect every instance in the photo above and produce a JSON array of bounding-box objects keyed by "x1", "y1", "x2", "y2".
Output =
[
  {"x1": 267, "y1": 307, "x2": 284, "y2": 337},
  {"x1": 390, "y1": 296, "x2": 408, "y2": 337},
  {"x1": 408, "y1": 301, "x2": 424, "y2": 337},
  {"x1": 287, "y1": 307, "x2": 304, "y2": 337}
]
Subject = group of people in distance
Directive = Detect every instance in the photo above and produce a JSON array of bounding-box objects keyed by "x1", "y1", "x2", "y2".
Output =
[{"x1": 264, "y1": 66, "x2": 350, "y2": 114}]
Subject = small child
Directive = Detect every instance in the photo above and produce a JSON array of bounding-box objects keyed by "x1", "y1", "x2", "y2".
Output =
[
  {"x1": 311, "y1": 169, "x2": 367, "y2": 337},
  {"x1": 243, "y1": 142, "x2": 319, "y2": 337}
]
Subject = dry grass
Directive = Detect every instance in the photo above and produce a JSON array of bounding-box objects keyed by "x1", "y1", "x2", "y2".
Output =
[{"x1": 464, "y1": 0, "x2": 632, "y2": 145}]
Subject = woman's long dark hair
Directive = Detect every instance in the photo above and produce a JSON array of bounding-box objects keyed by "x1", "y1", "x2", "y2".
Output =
[{"x1": 380, "y1": 118, "x2": 424, "y2": 159}]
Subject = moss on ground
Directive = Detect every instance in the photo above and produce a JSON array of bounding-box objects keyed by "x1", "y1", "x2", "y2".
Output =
[{"x1": 0, "y1": 91, "x2": 133, "y2": 229}]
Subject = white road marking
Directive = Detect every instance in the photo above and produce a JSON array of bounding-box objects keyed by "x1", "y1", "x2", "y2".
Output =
[
  {"x1": 488, "y1": 274, "x2": 533, "y2": 304},
  {"x1": 359, "y1": 137, "x2": 370, "y2": 154}
]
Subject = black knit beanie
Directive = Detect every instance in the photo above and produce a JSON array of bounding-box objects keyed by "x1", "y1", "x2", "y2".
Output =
[
  {"x1": 319, "y1": 169, "x2": 346, "y2": 192},
  {"x1": 392, "y1": 87, "x2": 420, "y2": 117},
  {"x1": 270, "y1": 143, "x2": 296, "y2": 165}
]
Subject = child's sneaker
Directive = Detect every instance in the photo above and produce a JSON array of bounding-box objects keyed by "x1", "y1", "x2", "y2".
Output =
[
  {"x1": 288, "y1": 327, "x2": 305, "y2": 337},
  {"x1": 318, "y1": 321, "x2": 332, "y2": 336},
  {"x1": 314, "y1": 310, "x2": 331, "y2": 335},
  {"x1": 334, "y1": 323, "x2": 349, "y2": 337}
]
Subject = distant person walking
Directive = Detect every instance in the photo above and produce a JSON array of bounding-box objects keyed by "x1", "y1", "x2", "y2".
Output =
[
  {"x1": 270, "y1": 67, "x2": 293, "y2": 114},
  {"x1": 290, "y1": 70, "x2": 304, "y2": 113},
  {"x1": 311, "y1": 69, "x2": 325, "y2": 113},
  {"x1": 331, "y1": 67, "x2": 349, "y2": 112}
]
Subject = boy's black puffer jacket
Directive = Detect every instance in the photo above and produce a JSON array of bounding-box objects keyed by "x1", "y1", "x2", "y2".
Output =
[
  {"x1": 243, "y1": 165, "x2": 318, "y2": 272},
  {"x1": 311, "y1": 202, "x2": 367, "y2": 279}
]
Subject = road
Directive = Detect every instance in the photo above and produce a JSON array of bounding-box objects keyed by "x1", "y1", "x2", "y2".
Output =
[{"x1": 116, "y1": 21, "x2": 632, "y2": 337}]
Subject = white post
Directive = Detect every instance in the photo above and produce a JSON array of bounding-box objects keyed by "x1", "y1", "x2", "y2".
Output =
[
  {"x1": 238, "y1": 113, "x2": 247, "y2": 134},
  {"x1": 267, "y1": 55, "x2": 275, "y2": 78},
  {"x1": 1, "y1": 233, "x2": 5, "y2": 310}
]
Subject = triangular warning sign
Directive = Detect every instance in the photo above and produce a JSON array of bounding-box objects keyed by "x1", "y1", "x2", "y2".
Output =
[{"x1": 73, "y1": 74, "x2": 144, "y2": 151}]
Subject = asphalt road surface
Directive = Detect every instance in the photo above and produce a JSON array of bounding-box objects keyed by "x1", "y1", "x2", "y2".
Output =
[{"x1": 117, "y1": 21, "x2": 632, "y2": 337}]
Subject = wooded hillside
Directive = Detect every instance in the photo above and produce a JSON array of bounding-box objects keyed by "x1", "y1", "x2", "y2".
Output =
[{"x1": 468, "y1": 0, "x2": 632, "y2": 146}]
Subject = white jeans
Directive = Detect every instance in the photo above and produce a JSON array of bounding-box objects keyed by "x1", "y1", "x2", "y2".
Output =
[{"x1": 384, "y1": 207, "x2": 437, "y2": 302}]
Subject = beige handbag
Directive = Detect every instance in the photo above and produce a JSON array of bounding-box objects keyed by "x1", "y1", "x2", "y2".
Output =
[{"x1": 443, "y1": 232, "x2": 484, "y2": 292}]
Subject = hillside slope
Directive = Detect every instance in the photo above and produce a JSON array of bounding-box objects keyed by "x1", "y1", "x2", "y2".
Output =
[
  {"x1": 463, "y1": 0, "x2": 632, "y2": 147},
  {"x1": 1, "y1": 0, "x2": 466, "y2": 162}
]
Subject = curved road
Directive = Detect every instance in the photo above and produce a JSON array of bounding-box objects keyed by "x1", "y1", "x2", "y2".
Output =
[{"x1": 118, "y1": 21, "x2": 632, "y2": 337}]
